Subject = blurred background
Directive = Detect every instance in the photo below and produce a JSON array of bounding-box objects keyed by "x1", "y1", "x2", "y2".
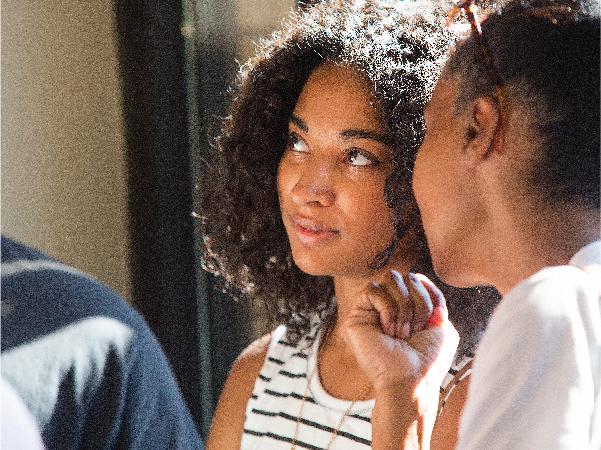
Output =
[{"x1": 1, "y1": 0, "x2": 313, "y2": 439}]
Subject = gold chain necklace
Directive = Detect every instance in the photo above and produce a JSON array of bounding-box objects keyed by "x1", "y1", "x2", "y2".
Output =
[{"x1": 290, "y1": 348, "x2": 371, "y2": 450}]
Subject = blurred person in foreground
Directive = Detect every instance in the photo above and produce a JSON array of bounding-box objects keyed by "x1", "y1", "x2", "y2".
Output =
[{"x1": 1, "y1": 235, "x2": 204, "y2": 449}]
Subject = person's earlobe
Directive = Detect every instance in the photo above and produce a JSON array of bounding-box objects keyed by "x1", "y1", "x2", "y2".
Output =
[{"x1": 463, "y1": 96, "x2": 501, "y2": 163}]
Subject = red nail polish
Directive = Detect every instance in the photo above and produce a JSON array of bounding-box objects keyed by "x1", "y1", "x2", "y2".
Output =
[{"x1": 427, "y1": 307, "x2": 445, "y2": 327}]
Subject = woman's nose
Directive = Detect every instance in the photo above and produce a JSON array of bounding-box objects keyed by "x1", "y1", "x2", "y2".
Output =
[{"x1": 290, "y1": 164, "x2": 336, "y2": 207}]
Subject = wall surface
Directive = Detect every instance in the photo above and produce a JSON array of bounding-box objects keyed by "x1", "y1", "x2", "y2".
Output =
[
  {"x1": 1, "y1": 0, "x2": 131, "y2": 299},
  {"x1": 236, "y1": 0, "x2": 295, "y2": 61}
]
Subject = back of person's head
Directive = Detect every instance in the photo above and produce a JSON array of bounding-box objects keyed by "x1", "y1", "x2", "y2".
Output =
[{"x1": 444, "y1": 0, "x2": 600, "y2": 209}]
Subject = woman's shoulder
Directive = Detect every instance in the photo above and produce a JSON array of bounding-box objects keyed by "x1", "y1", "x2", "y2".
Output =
[
  {"x1": 229, "y1": 330, "x2": 277, "y2": 383},
  {"x1": 230, "y1": 320, "x2": 319, "y2": 382},
  {"x1": 218, "y1": 331, "x2": 276, "y2": 402},
  {"x1": 206, "y1": 332, "x2": 273, "y2": 450},
  {"x1": 212, "y1": 323, "x2": 317, "y2": 415}
]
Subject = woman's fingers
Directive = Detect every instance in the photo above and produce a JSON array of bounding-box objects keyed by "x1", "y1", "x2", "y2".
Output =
[
  {"x1": 388, "y1": 270, "x2": 413, "y2": 339},
  {"x1": 389, "y1": 270, "x2": 409, "y2": 298},
  {"x1": 344, "y1": 272, "x2": 457, "y2": 395},
  {"x1": 404, "y1": 273, "x2": 434, "y2": 334},
  {"x1": 413, "y1": 273, "x2": 447, "y2": 310},
  {"x1": 364, "y1": 271, "x2": 446, "y2": 339},
  {"x1": 362, "y1": 283, "x2": 400, "y2": 337}
]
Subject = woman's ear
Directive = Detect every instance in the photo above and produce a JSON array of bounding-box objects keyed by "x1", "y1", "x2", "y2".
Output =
[{"x1": 463, "y1": 96, "x2": 501, "y2": 163}]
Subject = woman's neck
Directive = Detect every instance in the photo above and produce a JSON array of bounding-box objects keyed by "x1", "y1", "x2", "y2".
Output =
[
  {"x1": 325, "y1": 250, "x2": 419, "y2": 356},
  {"x1": 313, "y1": 253, "x2": 418, "y2": 401},
  {"x1": 486, "y1": 201, "x2": 600, "y2": 295}
]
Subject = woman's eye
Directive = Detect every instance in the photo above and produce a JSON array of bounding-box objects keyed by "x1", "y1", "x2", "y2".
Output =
[
  {"x1": 287, "y1": 133, "x2": 309, "y2": 153},
  {"x1": 347, "y1": 148, "x2": 379, "y2": 167}
]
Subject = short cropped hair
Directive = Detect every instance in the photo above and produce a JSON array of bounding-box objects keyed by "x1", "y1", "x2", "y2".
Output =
[{"x1": 445, "y1": 0, "x2": 600, "y2": 208}]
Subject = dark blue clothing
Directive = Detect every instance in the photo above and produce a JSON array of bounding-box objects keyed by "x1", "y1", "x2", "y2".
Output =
[{"x1": 1, "y1": 236, "x2": 204, "y2": 450}]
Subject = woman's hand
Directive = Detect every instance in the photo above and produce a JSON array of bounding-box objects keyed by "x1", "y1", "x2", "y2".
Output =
[
  {"x1": 344, "y1": 272, "x2": 458, "y2": 392},
  {"x1": 343, "y1": 272, "x2": 459, "y2": 449},
  {"x1": 355, "y1": 270, "x2": 434, "y2": 342}
]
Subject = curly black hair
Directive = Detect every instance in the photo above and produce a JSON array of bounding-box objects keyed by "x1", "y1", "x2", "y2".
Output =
[{"x1": 199, "y1": 0, "x2": 500, "y2": 358}]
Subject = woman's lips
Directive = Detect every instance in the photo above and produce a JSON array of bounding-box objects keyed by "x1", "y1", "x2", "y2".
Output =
[{"x1": 291, "y1": 216, "x2": 339, "y2": 246}]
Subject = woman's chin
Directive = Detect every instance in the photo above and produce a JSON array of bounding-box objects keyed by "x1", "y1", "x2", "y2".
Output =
[{"x1": 290, "y1": 254, "x2": 332, "y2": 277}]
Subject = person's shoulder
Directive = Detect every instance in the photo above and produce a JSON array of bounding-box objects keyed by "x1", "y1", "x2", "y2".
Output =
[
  {"x1": 1, "y1": 237, "x2": 153, "y2": 356},
  {"x1": 1, "y1": 239, "x2": 162, "y2": 365},
  {"x1": 461, "y1": 263, "x2": 601, "y2": 450},
  {"x1": 1, "y1": 235, "x2": 49, "y2": 263},
  {"x1": 480, "y1": 263, "x2": 600, "y2": 354},
  {"x1": 206, "y1": 332, "x2": 273, "y2": 450},
  {"x1": 2, "y1": 236, "x2": 146, "y2": 328},
  {"x1": 503, "y1": 264, "x2": 598, "y2": 320},
  {"x1": 240, "y1": 332, "x2": 272, "y2": 358},
  {"x1": 1, "y1": 237, "x2": 202, "y2": 448},
  {"x1": 230, "y1": 332, "x2": 273, "y2": 383},
  {"x1": 214, "y1": 327, "x2": 286, "y2": 409},
  {"x1": 527, "y1": 263, "x2": 597, "y2": 288}
]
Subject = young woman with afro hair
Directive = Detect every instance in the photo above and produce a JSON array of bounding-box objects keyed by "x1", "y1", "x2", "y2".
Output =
[{"x1": 199, "y1": 1, "x2": 500, "y2": 449}]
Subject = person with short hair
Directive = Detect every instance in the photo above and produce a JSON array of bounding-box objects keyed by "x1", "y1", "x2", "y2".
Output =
[{"x1": 344, "y1": 0, "x2": 600, "y2": 448}]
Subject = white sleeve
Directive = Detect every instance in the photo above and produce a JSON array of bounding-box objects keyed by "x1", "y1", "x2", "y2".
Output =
[
  {"x1": 457, "y1": 268, "x2": 597, "y2": 450},
  {"x1": 1, "y1": 378, "x2": 44, "y2": 450}
]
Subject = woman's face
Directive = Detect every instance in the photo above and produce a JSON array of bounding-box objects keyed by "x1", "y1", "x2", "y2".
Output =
[{"x1": 278, "y1": 63, "x2": 397, "y2": 278}]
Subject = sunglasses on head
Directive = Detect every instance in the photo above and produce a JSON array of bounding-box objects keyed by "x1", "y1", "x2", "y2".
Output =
[{"x1": 446, "y1": 0, "x2": 509, "y2": 130}]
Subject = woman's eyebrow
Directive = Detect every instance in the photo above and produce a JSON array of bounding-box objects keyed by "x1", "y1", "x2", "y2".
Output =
[
  {"x1": 289, "y1": 117, "x2": 390, "y2": 145},
  {"x1": 340, "y1": 129, "x2": 390, "y2": 145},
  {"x1": 289, "y1": 115, "x2": 308, "y2": 132}
]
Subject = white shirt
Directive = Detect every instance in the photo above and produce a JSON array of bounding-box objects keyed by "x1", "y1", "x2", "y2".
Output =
[
  {"x1": 457, "y1": 240, "x2": 601, "y2": 450},
  {"x1": 1, "y1": 378, "x2": 45, "y2": 450}
]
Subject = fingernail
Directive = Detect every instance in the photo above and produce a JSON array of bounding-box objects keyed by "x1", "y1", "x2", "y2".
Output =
[
  {"x1": 391, "y1": 270, "x2": 409, "y2": 297},
  {"x1": 427, "y1": 306, "x2": 446, "y2": 327},
  {"x1": 407, "y1": 273, "x2": 423, "y2": 294}
]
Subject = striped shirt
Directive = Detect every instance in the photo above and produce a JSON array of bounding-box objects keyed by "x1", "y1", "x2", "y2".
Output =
[{"x1": 241, "y1": 318, "x2": 472, "y2": 450}]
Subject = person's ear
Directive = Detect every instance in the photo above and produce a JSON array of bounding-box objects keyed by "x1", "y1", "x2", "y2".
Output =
[{"x1": 463, "y1": 96, "x2": 501, "y2": 163}]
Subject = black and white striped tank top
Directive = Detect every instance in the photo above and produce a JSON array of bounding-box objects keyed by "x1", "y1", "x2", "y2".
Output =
[{"x1": 241, "y1": 320, "x2": 471, "y2": 449}]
